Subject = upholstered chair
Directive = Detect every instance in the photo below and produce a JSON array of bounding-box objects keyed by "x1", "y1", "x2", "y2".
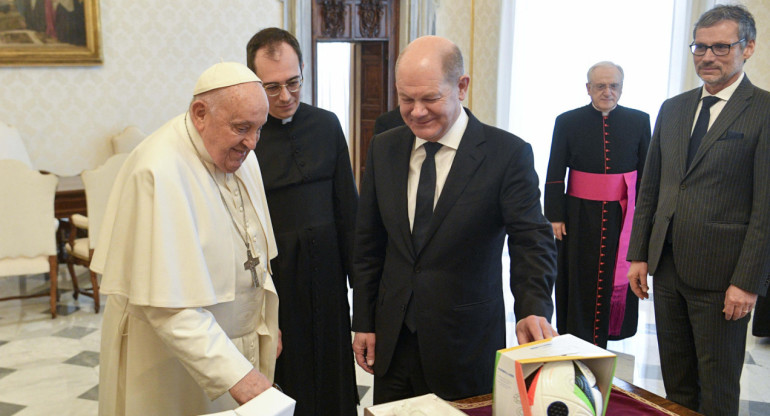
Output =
[
  {"x1": 110, "y1": 126, "x2": 146, "y2": 154},
  {"x1": 0, "y1": 159, "x2": 60, "y2": 318},
  {"x1": 65, "y1": 153, "x2": 128, "y2": 313},
  {"x1": 0, "y1": 121, "x2": 34, "y2": 167}
]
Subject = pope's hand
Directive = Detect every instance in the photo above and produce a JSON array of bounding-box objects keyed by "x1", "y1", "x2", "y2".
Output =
[
  {"x1": 229, "y1": 368, "x2": 272, "y2": 405},
  {"x1": 353, "y1": 332, "x2": 376, "y2": 374},
  {"x1": 516, "y1": 315, "x2": 558, "y2": 344}
]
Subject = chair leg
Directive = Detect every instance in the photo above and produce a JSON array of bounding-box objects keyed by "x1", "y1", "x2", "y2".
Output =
[
  {"x1": 66, "y1": 260, "x2": 80, "y2": 299},
  {"x1": 90, "y1": 270, "x2": 100, "y2": 313},
  {"x1": 48, "y1": 256, "x2": 58, "y2": 318}
]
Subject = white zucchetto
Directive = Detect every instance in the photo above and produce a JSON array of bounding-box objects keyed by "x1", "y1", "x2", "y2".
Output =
[{"x1": 193, "y1": 62, "x2": 261, "y2": 96}]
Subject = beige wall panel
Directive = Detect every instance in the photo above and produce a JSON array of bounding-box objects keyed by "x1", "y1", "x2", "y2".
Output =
[
  {"x1": 433, "y1": 0, "x2": 500, "y2": 125},
  {"x1": 743, "y1": 0, "x2": 770, "y2": 91}
]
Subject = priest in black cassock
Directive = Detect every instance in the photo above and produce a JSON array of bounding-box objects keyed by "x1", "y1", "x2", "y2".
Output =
[
  {"x1": 545, "y1": 61, "x2": 651, "y2": 348},
  {"x1": 246, "y1": 28, "x2": 359, "y2": 416}
]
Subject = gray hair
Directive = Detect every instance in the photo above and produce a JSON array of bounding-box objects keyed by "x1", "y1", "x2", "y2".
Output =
[
  {"x1": 693, "y1": 4, "x2": 756, "y2": 43},
  {"x1": 586, "y1": 61, "x2": 624, "y2": 84}
]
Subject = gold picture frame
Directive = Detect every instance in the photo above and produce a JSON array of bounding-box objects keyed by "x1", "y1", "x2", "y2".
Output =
[{"x1": 0, "y1": 0, "x2": 102, "y2": 66}]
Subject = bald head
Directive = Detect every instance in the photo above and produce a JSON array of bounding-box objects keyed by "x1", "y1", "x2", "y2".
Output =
[
  {"x1": 396, "y1": 36, "x2": 464, "y2": 85},
  {"x1": 395, "y1": 36, "x2": 469, "y2": 142}
]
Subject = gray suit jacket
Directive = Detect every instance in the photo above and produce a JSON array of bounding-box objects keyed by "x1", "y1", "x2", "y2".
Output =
[{"x1": 627, "y1": 76, "x2": 770, "y2": 296}]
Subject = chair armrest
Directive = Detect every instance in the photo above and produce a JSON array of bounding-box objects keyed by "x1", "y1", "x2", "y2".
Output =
[
  {"x1": 71, "y1": 213, "x2": 89, "y2": 229},
  {"x1": 68, "y1": 214, "x2": 88, "y2": 247}
]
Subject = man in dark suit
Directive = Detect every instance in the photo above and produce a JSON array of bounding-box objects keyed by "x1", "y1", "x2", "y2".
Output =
[
  {"x1": 627, "y1": 5, "x2": 770, "y2": 415},
  {"x1": 373, "y1": 106, "x2": 405, "y2": 135},
  {"x1": 352, "y1": 35, "x2": 557, "y2": 404}
]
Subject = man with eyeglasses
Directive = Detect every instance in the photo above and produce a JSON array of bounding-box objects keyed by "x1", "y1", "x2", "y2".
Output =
[
  {"x1": 544, "y1": 61, "x2": 650, "y2": 349},
  {"x1": 245, "y1": 28, "x2": 359, "y2": 416},
  {"x1": 627, "y1": 5, "x2": 770, "y2": 415}
]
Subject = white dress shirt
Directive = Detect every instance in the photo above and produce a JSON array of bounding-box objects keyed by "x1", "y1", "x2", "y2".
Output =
[
  {"x1": 693, "y1": 72, "x2": 744, "y2": 133},
  {"x1": 407, "y1": 109, "x2": 469, "y2": 230}
]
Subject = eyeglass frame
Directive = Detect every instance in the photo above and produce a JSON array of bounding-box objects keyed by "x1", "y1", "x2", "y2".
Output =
[
  {"x1": 261, "y1": 77, "x2": 303, "y2": 97},
  {"x1": 689, "y1": 39, "x2": 745, "y2": 56},
  {"x1": 588, "y1": 82, "x2": 622, "y2": 92}
]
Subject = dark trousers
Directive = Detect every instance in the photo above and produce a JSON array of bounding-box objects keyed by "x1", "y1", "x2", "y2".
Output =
[
  {"x1": 373, "y1": 325, "x2": 431, "y2": 404},
  {"x1": 653, "y1": 243, "x2": 749, "y2": 416}
]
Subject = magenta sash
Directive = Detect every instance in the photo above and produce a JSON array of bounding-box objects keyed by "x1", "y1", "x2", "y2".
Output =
[{"x1": 567, "y1": 170, "x2": 637, "y2": 336}]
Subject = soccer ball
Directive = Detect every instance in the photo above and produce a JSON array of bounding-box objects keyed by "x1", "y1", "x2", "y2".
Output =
[{"x1": 527, "y1": 360, "x2": 603, "y2": 416}]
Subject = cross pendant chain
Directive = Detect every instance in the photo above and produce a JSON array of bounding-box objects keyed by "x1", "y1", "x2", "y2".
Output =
[{"x1": 243, "y1": 244, "x2": 261, "y2": 288}]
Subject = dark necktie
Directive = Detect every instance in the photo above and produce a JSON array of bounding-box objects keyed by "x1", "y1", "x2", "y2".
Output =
[
  {"x1": 405, "y1": 142, "x2": 441, "y2": 333},
  {"x1": 687, "y1": 96, "x2": 720, "y2": 168},
  {"x1": 412, "y1": 141, "x2": 442, "y2": 253}
]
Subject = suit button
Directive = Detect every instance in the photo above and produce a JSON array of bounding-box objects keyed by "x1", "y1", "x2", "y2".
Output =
[
  {"x1": 680, "y1": 184, "x2": 686, "y2": 190},
  {"x1": 401, "y1": 304, "x2": 406, "y2": 311},
  {"x1": 414, "y1": 266, "x2": 421, "y2": 273}
]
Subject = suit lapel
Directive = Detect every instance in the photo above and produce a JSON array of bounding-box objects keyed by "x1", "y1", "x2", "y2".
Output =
[
  {"x1": 417, "y1": 111, "x2": 486, "y2": 255},
  {"x1": 687, "y1": 77, "x2": 754, "y2": 174},
  {"x1": 387, "y1": 130, "x2": 417, "y2": 258},
  {"x1": 677, "y1": 89, "x2": 702, "y2": 177}
]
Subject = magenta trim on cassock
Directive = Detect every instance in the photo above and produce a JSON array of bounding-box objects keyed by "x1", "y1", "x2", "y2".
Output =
[{"x1": 567, "y1": 170, "x2": 637, "y2": 336}]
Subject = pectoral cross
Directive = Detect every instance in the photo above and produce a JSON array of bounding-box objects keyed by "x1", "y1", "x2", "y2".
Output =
[{"x1": 244, "y1": 247, "x2": 261, "y2": 288}]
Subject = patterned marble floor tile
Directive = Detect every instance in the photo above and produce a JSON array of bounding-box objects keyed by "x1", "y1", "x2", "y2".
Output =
[
  {"x1": 78, "y1": 385, "x2": 98, "y2": 401},
  {"x1": 639, "y1": 363, "x2": 663, "y2": 381},
  {"x1": 53, "y1": 326, "x2": 97, "y2": 340},
  {"x1": 49, "y1": 305, "x2": 80, "y2": 317},
  {"x1": 357, "y1": 385, "x2": 370, "y2": 402},
  {"x1": 0, "y1": 336, "x2": 86, "y2": 370},
  {"x1": 740, "y1": 363, "x2": 770, "y2": 402},
  {"x1": 0, "y1": 364, "x2": 97, "y2": 406},
  {"x1": 0, "y1": 402, "x2": 25, "y2": 416},
  {"x1": 645, "y1": 322, "x2": 657, "y2": 334},
  {"x1": 747, "y1": 400, "x2": 770, "y2": 416},
  {"x1": 11, "y1": 398, "x2": 97, "y2": 416},
  {"x1": 64, "y1": 351, "x2": 99, "y2": 368},
  {"x1": 0, "y1": 368, "x2": 15, "y2": 381},
  {"x1": 747, "y1": 339, "x2": 770, "y2": 367}
]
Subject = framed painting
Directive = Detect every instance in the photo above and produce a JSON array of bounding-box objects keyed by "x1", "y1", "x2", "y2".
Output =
[{"x1": 0, "y1": 0, "x2": 101, "y2": 66}]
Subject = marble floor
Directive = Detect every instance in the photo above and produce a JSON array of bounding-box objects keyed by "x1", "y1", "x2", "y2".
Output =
[{"x1": 1, "y1": 267, "x2": 769, "y2": 416}]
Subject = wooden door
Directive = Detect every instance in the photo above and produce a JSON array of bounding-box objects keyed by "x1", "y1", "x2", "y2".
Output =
[{"x1": 312, "y1": 0, "x2": 399, "y2": 183}]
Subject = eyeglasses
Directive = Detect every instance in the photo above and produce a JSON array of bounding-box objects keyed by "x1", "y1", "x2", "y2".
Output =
[
  {"x1": 689, "y1": 39, "x2": 745, "y2": 56},
  {"x1": 262, "y1": 77, "x2": 302, "y2": 97},
  {"x1": 589, "y1": 83, "x2": 621, "y2": 92}
]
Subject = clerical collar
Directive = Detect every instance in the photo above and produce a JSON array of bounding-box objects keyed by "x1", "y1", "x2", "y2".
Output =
[
  {"x1": 414, "y1": 108, "x2": 469, "y2": 151},
  {"x1": 282, "y1": 116, "x2": 293, "y2": 125},
  {"x1": 591, "y1": 103, "x2": 617, "y2": 116},
  {"x1": 701, "y1": 71, "x2": 743, "y2": 103}
]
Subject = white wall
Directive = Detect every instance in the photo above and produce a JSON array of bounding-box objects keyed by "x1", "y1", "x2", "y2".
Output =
[{"x1": 0, "y1": 0, "x2": 283, "y2": 175}]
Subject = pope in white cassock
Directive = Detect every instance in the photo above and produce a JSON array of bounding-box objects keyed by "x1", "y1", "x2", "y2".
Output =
[{"x1": 92, "y1": 62, "x2": 282, "y2": 415}]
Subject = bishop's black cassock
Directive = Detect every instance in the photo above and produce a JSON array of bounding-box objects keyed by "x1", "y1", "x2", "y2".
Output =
[
  {"x1": 545, "y1": 104, "x2": 650, "y2": 348},
  {"x1": 255, "y1": 103, "x2": 359, "y2": 416}
]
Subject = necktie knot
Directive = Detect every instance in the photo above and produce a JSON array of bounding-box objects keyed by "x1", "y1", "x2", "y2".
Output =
[
  {"x1": 423, "y1": 141, "x2": 442, "y2": 158},
  {"x1": 701, "y1": 95, "x2": 720, "y2": 110}
]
